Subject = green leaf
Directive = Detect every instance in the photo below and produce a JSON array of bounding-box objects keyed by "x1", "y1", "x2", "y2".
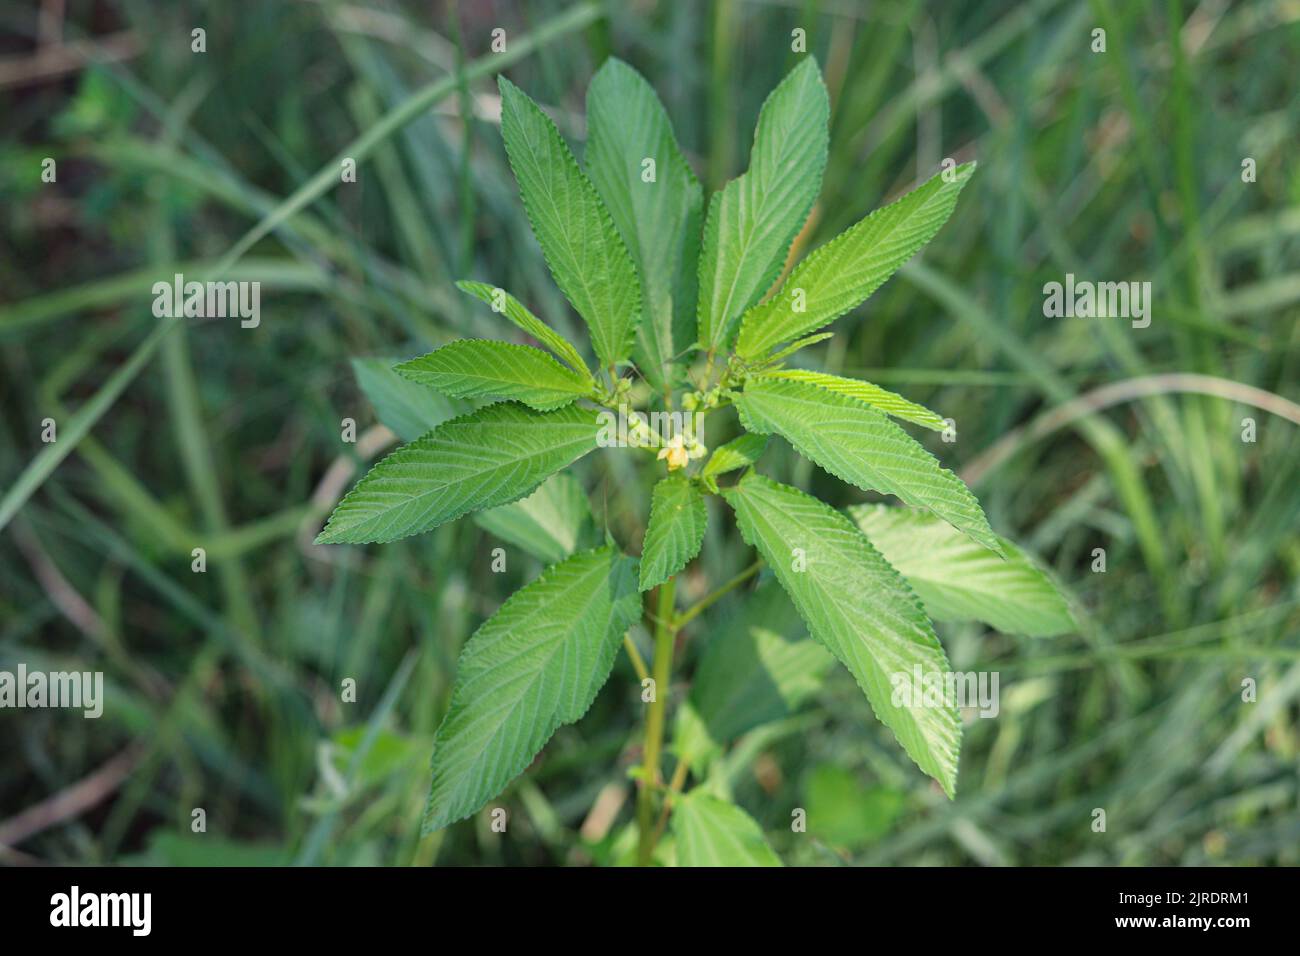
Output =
[
  {"x1": 700, "y1": 433, "x2": 769, "y2": 479},
  {"x1": 696, "y1": 58, "x2": 829, "y2": 354},
  {"x1": 474, "y1": 473, "x2": 595, "y2": 565},
  {"x1": 736, "y1": 163, "x2": 976, "y2": 358},
  {"x1": 755, "y1": 368, "x2": 947, "y2": 431},
  {"x1": 128, "y1": 832, "x2": 291, "y2": 868},
  {"x1": 498, "y1": 77, "x2": 641, "y2": 368},
  {"x1": 735, "y1": 376, "x2": 1001, "y2": 555},
  {"x1": 317, "y1": 403, "x2": 602, "y2": 545},
  {"x1": 330, "y1": 726, "x2": 430, "y2": 790},
  {"x1": 761, "y1": 331, "x2": 833, "y2": 365},
  {"x1": 456, "y1": 280, "x2": 590, "y2": 375},
  {"x1": 396, "y1": 340, "x2": 593, "y2": 411},
  {"x1": 351, "y1": 357, "x2": 463, "y2": 442},
  {"x1": 672, "y1": 792, "x2": 782, "y2": 866},
  {"x1": 586, "y1": 58, "x2": 702, "y2": 390},
  {"x1": 803, "y1": 765, "x2": 904, "y2": 849},
  {"x1": 639, "y1": 475, "x2": 707, "y2": 591},
  {"x1": 677, "y1": 580, "x2": 831, "y2": 768},
  {"x1": 722, "y1": 473, "x2": 961, "y2": 796},
  {"x1": 850, "y1": 504, "x2": 1076, "y2": 637},
  {"x1": 423, "y1": 546, "x2": 641, "y2": 831}
]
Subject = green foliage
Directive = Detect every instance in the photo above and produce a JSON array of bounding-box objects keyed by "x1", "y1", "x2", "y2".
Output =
[
  {"x1": 700, "y1": 433, "x2": 769, "y2": 480},
  {"x1": 474, "y1": 473, "x2": 596, "y2": 565},
  {"x1": 9, "y1": 1, "x2": 1291, "y2": 873},
  {"x1": 330, "y1": 726, "x2": 431, "y2": 791},
  {"x1": 124, "y1": 833, "x2": 292, "y2": 868},
  {"x1": 396, "y1": 340, "x2": 594, "y2": 411},
  {"x1": 317, "y1": 54, "x2": 1072, "y2": 861},
  {"x1": 586, "y1": 59, "x2": 702, "y2": 390},
  {"x1": 760, "y1": 331, "x2": 835, "y2": 365},
  {"x1": 423, "y1": 546, "x2": 641, "y2": 831},
  {"x1": 696, "y1": 58, "x2": 829, "y2": 355},
  {"x1": 675, "y1": 580, "x2": 831, "y2": 769},
  {"x1": 802, "y1": 765, "x2": 905, "y2": 849},
  {"x1": 498, "y1": 77, "x2": 642, "y2": 369},
  {"x1": 639, "y1": 474, "x2": 707, "y2": 591},
  {"x1": 351, "y1": 357, "x2": 462, "y2": 441},
  {"x1": 317, "y1": 402, "x2": 602, "y2": 544},
  {"x1": 455, "y1": 280, "x2": 591, "y2": 375},
  {"x1": 734, "y1": 376, "x2": 1002, "y2": 553},
  {"x1": 736, "y1": 164, "x2": 975, "y2": 359},
  {"x1": 754, "y1": 369, "x2": 947, "y2": 432},
  {"x1": 722, "y1": 472, "x2": 962, "y2": 797},
  {"x1": 850, "y1": 505, "x2": 1077, "y2": 637},
  {"x1": 671, "y1": 791, "x2": 782, "y2": 866}
]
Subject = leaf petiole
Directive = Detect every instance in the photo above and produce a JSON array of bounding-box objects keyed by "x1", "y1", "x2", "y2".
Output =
[{"x1": 674, "y1": 559, "x2": 762, "y2": 629}]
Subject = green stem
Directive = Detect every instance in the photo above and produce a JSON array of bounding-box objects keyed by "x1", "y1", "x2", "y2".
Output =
[
  {"x1": 650, "y1": 756, "x2": 692, "y2": 847},
  {"x1": 636, "y1": 577, "x2": 677, "y2": 865},
  {"x1": 674, "y1": 559, "x2": 761, "y2": 629},
  {"x1": 622, "y1": 633, "x2": 649, "y2": 683}
]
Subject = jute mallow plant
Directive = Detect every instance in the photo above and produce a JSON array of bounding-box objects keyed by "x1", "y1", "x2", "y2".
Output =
[{"x1": 317, "y1": 57, "x2": 1075, "y2": 865}]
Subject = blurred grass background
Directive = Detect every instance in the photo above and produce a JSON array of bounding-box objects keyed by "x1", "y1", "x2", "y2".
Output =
[{"x1": 1, "y1": 0, "x2": 1297, "y2": 866}]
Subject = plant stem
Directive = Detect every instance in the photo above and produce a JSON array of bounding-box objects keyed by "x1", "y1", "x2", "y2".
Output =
[
  {"x1": 636, "y1": 576, "x2": 676, "y2": 865},
  {"x1": 622, "y1": 633, "x2": 649, "y2": 683},
  {"x1": 674, "y1": 559, "x2": 761, "y2": 629},
  {"x1": 650, "y1": 756, "x2": 692, "y2": 845}
]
